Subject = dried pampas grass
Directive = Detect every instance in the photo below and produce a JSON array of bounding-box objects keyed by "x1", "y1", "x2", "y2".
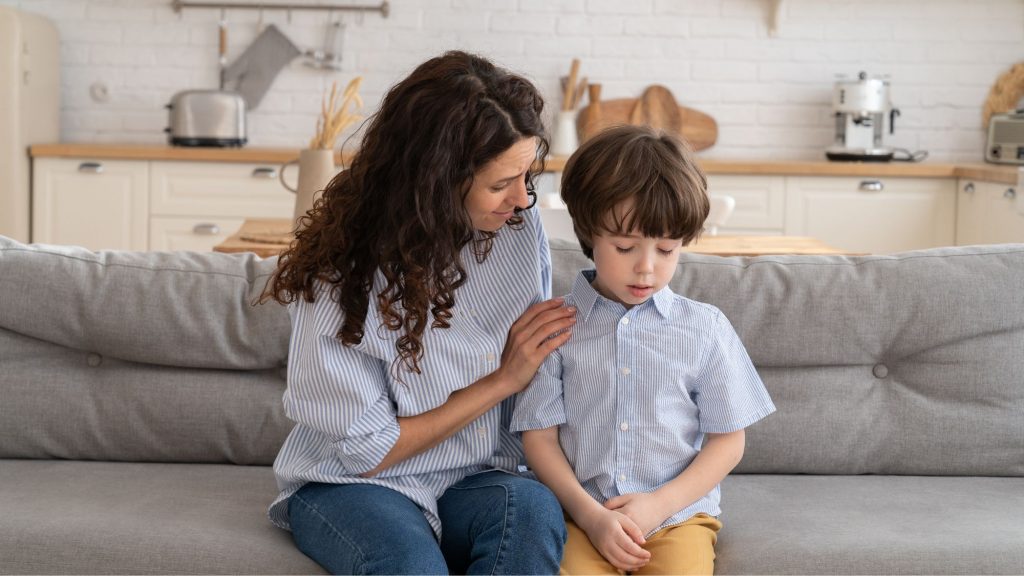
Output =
[
  {"x1": 310, "y1": 76, "x2": 364, "y2": 150},
  {"x1": 983, "y1": 62, "x2": 1024, "y2": 128}
]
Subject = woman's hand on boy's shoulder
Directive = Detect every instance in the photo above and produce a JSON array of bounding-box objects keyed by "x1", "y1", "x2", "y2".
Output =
[
  {"x1": 603, "y1": 492, "x2": 670, "y2": 537},
  {"x1": 576, "y1": 507, "x2": 651, "y2": 571},
  {"x1": 494, "y1": 298, "x2": 575, "y2": 395}
]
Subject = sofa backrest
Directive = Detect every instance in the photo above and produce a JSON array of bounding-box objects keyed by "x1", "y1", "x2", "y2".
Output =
[
  {"x1": 0, "y1": 238, "x2": 291, "y2": 464},
  {"x1": 3, "y1": 236, "x2": 1023, "y2": 475},
  {"x1": 550, "y1": 239, "x2": 1024, "y2": 477}
]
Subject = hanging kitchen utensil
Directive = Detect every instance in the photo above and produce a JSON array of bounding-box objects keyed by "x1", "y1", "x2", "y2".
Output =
[
  {"x1": 218, "y1": 11, "x2": 227, "y2": 89},
  {"x1": 222, "y1": 24, "x2": 301, "y2": 110},
  {"x1": 304, "y1": 18, "x2": 345, "y2": 71}
]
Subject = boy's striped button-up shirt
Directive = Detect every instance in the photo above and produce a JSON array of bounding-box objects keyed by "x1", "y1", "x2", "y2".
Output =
[{"x1": 511, "y1": 269, "x2": 775, "y2": 535}]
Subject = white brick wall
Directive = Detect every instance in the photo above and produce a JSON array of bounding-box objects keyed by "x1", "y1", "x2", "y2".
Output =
[{"x1": 4, "y1": 0, "x2": 1024, "y2": 161}]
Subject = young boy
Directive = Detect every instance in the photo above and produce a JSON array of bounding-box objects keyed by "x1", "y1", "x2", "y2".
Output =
[{"x1": 511, "y1": 125, "x2": 775, "y2": 575}]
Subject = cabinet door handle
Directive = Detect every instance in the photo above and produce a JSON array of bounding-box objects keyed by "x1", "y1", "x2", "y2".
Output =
[
  {"x1": 963, "y1": 183, "x2": 975, "y2": 194},
  {"x1": 1005, "y1": 187, "x2": 1017, "y2": 199},
  {"x1": 858, "y1": 180, "x2": 884, "y2": 192},
  {"x1": 192, "y1": 223, "x2": 221, "y2": 235},
  {"x1": 252, "y1": 167, "x2": 278, "y2": 179},
  {"x1": 77, "y1": 162, "x2": 104, "y2": 174}
]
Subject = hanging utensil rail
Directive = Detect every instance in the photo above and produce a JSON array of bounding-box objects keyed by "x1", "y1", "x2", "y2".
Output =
[{"x1": 171, "y1": 0, "x2": 389, "y2": 18}]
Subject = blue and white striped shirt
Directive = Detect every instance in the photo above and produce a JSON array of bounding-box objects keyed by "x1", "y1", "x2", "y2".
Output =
[
  {"x1": 268, "y1": 208, "x2": 551, "y2": 537},
  {"x1": 511, "y1": 269, "x2": 775, "y2": 535}
]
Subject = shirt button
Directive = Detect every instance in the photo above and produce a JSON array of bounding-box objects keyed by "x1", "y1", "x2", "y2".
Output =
[
  {"x1": 619, "y1": 422, "x2": 629, "y2": 431},
  {"x1": 485, "y1": 353, "x2": 495, "y2": 362},
  {"x1": 620, "y1": 317, "x2": 629, "y2": 325},
  {"x1": 477, "y1": 427, "x2": 487, "y2": 437},
  {"x1": 618, "y1": 474, "x2": 626, "y2": 481},
  {"x1": 621, "y1": 367, "x2": 631, "y2": 376}
]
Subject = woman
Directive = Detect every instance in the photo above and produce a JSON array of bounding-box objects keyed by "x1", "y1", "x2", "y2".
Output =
[{"x1": 263, "y1": 51, "x2": 575, "y2": 574}]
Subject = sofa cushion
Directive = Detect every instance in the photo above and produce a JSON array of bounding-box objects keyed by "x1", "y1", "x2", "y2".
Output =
[
  {"x1": 4, "y1": 461, "x2": 1021, "y2": 575},
  {"x1": 550, "y1": 239, "x2": 1024, "y2": 476},
  {"x1": 0, "y1": 329, "x2": 292, "y2": 463},
  {"x1": 0, "y1": 237, "x2": 289, "y2": 370},
  {"x1": 717, "y1": 474, "x2": 1024, "y2": 575},
  {"x1": 0, "y1": 460, "x2": 325, "y2": 575}
]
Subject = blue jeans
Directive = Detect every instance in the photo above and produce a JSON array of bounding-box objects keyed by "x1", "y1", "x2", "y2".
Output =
[{"x1": 288, "y1": 470, "x2": 566, "y2": 575}]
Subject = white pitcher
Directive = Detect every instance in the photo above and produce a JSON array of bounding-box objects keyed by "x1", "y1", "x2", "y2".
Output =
[{"x1": 280, "y1": 148, "x2": 335, "y2": 230}]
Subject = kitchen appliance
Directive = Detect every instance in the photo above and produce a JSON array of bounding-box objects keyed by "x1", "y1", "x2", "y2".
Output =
[
  {"x1": 826, "y1": 71, "x2": 900, "y2": 162},
  {"x1": 0, "y1": 7, "x2": 60, "y2": 243},
  {"x1": 165, "y1": 90, "x2": 247, "y2": 147},
  {"x1": 985, "y1": 110, "x2": 1024, "y2": 164}
]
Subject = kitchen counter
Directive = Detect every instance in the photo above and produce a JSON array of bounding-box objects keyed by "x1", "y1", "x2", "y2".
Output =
[
  {"x1": 29, "y1": 143, "x2": 352, "y2": 165},
  {"x1": 213, "y1": 218, "x2": 854, "y2": 258},
  {"x1": 29, "y1": 143, "x2": 1020, "y2": 184}
]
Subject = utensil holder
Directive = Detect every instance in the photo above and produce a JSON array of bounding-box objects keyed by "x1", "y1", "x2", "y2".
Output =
[
  {"x1": 551, "y1": 110, "x2": 579, "y2": 157},
  {"x1": 280, "y1": 148, "x2": 335, "y2": 230}
]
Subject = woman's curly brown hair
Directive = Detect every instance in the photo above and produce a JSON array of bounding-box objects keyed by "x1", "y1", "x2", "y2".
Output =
[{"x1": 262, "y1": 51, "x2": 548, "y2": 376}]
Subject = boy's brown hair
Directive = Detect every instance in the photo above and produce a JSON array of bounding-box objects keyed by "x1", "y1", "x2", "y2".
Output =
[{"x1": 560, "y1": 125, "x2": 709, "y2": 259}]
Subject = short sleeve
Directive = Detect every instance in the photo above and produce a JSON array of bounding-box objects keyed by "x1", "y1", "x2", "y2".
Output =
[
  {"x1": 283, "y1": 289, "x2": 400, "y2": 474},
  {"x1": 510, "y1": 349, "x2": 566, "y2": 432},
  {"x1": 692, "y1": 311, "x2": 776, "y2": 434}
]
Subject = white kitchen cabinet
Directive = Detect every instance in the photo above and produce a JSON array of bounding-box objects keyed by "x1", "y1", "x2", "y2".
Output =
[
  {"x1": 148, "y1": 160, "x2": 296, "y2": 252},
  {"x1": 149, "y1": 161, "x2": 295, "y2": 219},
  {"x1": 33, "y1": 156, "x2": 302, "y2": 252},
  {"x1": 706, "y1": 175, "x2": 786, "y2": 235},
  {"x1": 784, "y1": 176, "x2": 956, "y2": 254},
  {"x1": 955, "y1": 180, "x2": 1024, "y2": 245},
  {"x1": 32, "y1": 157, "x2": 149, "y2": 251},
  {"x1": 148, "y1": 216, "x2": 246, "y2": 252}
]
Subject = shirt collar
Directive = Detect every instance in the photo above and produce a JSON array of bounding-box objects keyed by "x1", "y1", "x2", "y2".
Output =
[
  {"x1": 650, "y1": 283, "x2": 675, "y2": 319},
  {"x1": 569, "y1": 269, "x2": 675, "y2": 322},
  {"x1": 569, "y1": 270, "x2": 602, "y2": 324}
]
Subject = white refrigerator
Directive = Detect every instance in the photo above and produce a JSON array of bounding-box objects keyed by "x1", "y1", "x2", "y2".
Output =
[{"x1": 0, "y1": 7, "x2": 59, "y2": 243}]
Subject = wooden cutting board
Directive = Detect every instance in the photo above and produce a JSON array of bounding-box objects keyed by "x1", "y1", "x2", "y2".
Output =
[
  {"x1": 577, "y1": 86, "x2": 718, "y2": 151},
  {"x1": 629, "y1": 85, "x2": 682, "y2": 133}
]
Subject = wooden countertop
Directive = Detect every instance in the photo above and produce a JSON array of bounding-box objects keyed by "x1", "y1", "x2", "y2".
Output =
[
  {"x1": 29, "y1": 143, "x2": 353, "y2": 165},
  {"x1": 30, "y1": 143, "x2": 1020, "y2": 184},
  {"x1": 214, "y1": 218, "x2": 852, "y2": 258}
]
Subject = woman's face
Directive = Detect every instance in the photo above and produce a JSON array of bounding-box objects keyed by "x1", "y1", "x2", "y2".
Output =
[{"x1": 464, "y1": 137, "x2": 538, "y2": 231}]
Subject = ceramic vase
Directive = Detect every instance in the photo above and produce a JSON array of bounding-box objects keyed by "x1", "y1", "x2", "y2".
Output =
[
  {"x1": 551, "y1": 110, "x2": 579, "y2": 157},
  {"x1": 281, "y1": 148, "x2": 335, "y2": 230}
]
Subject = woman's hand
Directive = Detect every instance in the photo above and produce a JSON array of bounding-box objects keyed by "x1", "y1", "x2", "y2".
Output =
[
  {"x1": 604, "y1": 491, "x2": 671, "y2": 536},
  {"x1": 495, "y1": 298, "x2": 575, "y2": 395},
  {"x1": 578, "y1": 507, "x2": 651, "y2": 571}
]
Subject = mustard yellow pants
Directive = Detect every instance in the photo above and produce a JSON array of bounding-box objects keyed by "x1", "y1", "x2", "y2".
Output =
[{"x1": 560, "y1": 514, "x2": 722, "y2": 576}]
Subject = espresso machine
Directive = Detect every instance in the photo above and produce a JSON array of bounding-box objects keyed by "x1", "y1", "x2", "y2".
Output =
[{"x1": 826, "y1": 71, "x2": 901, "y2": 162}]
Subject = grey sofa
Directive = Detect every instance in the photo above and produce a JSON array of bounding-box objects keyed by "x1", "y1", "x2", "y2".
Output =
[{"x1": 1, "y1": 235, "x2": 1022, "y2": 575}]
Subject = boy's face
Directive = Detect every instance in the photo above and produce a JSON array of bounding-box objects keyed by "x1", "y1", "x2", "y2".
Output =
[{"x1": 590, "y1": 230, "x2": 683, "y2": 308}]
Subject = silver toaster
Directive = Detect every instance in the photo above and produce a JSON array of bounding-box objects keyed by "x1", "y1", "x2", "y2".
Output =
[
  {"x1": 986, "y1": 110, "x2": 1024, "y2": 164},
  {"x1": 165, "y1": 90, "x2": 247, "y2": 147}
]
